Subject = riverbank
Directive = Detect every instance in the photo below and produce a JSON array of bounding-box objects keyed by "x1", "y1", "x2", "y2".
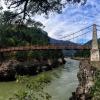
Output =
[
  {"x1": 0, "y1": 58, "x2": 65, "y2": 81},
  {"x1": 89, "y1": 65, "x2": 100, "y2": 100},
  {"x1": 0, "y1": 59, "x2": 79, "y2": 100},
  {"x1": 0, "y1": 72, "x2": 53, "y2": 100},
  {"x1": 70, "y1": 60, "x2": 97, "y2": 100}
]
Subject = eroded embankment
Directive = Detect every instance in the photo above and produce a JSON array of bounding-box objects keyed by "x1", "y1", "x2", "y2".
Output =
[
  {"x1": 70, "y1": 60, "x2": 96, "y2": 100},
  {"x1": 0, "y1": 58, "x2": 65, "y2": 81}
]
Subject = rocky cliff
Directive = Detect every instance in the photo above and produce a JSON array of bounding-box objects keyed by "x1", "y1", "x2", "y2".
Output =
[
  {"x1": 70, "y1": 60, "x2": 96, "y2": 100},
  {"x1": 0, "y1": 58, "x2": 65, "y2": 81}
]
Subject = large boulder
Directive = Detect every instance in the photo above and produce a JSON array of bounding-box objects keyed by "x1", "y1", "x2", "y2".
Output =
[{"x1": 0, "y1": 60, "x2": 18, "y2": 81}]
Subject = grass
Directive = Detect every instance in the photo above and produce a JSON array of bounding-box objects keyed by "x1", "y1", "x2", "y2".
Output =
[
  {"x1": 90, "y1": 70, "x2": 100, "y2": 100},
  {"x1": 9, "y1": 72, "x2": 53, "y2": 100},
  {"x1": 0, "y1": 67, "x2": 62, "y2": 100}
]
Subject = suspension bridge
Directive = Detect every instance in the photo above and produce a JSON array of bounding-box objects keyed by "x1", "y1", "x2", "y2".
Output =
[{"x1": 0, "y1": 24, "x2": 100, "y2": 61}]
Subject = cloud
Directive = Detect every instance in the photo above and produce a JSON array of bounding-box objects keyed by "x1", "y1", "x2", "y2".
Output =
[
  {"x1": 1, "y1": 0, "x2": 100, "y2": 43},
  {"x1": 0, "y1": 0, "x2": 7, "y2": 10},
  {"x1": 34, "y1": 0, "x2": 100, "y2": 43}
]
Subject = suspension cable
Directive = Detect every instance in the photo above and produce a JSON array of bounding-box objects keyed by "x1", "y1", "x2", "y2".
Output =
[
  {"x1": 59, "y1": 25, "x2": 93, "y2": 39},
  {"x1": 67, "y1": 30, "x2": 91, "y2": 41}
]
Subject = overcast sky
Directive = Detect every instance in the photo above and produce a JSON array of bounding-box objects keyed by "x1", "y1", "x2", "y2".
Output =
[{"x1": 1, "y1": 0, "x2": 100, "y2": 43}]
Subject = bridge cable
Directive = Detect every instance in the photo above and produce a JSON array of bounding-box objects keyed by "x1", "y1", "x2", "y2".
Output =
[
  {"x1": 59, "y1": 25, "x2": 93, "y2": 39},
  {"x1": 67, "y1": 30, "x2": 91, "y2": 41}
]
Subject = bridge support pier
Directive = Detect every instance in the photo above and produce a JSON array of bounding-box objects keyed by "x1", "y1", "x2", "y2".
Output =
[{"x1": 90, "y1": 24, "x2": 100, "y2": 62}]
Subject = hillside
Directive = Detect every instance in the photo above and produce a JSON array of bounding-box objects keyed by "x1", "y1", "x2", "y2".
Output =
[
  {"x1": 49, "y1": 38, "x2": 78, "y2": 46},
  {"x1": 84, "y1": 39, "x2": 100, "y2": 46},
  {"x1": 49, "y1": 38, "x2": 79, "y2": 57},
  {"x1": 0, "y1": 25, "x2": 64, "y2": 61}
]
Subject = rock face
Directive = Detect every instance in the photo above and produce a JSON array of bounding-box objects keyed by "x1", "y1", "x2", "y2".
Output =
[
  {"x1": 0, "y1": 58, "x2": 65, "y2": 81},
  {"x1": 70, "y1": 60, "x2": 95, "y2": 100},
  {"x1": 15, "y1": 58, "x2": 65, "y2": 75},
  {"x1": 0, "y1": 60, "x2": 18, "y2": 81}
]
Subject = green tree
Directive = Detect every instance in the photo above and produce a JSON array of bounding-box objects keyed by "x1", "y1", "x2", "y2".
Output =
[{"x1": 5, "y1": 0, "x2": 87, "y2": 19}]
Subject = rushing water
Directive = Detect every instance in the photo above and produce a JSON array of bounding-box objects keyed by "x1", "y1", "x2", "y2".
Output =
[
  {"x1": 0, "y1": 58, "x2": 79, "y2": 100},
  {"x1": 45, "y1": 58, "x2": 80, "y2": 100}
]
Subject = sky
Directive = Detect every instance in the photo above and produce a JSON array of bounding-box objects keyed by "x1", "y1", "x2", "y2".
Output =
[
  {"x1": 1, "y1": 0, "x2": 100, "y2": 43},
  {"x1": 34, "y1": 0, "x2": 100, "y2": 43}
]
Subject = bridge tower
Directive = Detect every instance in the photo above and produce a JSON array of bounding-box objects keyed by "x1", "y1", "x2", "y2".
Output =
[{"x1": 90, "y1": 24, "x2": 100, "y2": 61}]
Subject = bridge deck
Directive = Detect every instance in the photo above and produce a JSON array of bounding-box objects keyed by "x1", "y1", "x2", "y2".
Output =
[{"x1": 0, "y1": 45, "x2": 91, "y2": 52}]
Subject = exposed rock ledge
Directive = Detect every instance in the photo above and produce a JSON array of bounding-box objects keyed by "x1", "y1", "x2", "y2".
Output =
[
  {"x1": 70, "y1": 60, "x2": 96, "y2": 100},
  {"x1": 0, "y1": 60, "x2": 18, "y2": 81},
  {"x1": 0, "y1": 58, "x2": 65, "y2": 81}
]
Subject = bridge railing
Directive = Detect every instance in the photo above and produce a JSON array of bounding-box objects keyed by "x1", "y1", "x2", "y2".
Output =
[{"x1": 0, "y1": 44, "x2": 91, "y2": 52}]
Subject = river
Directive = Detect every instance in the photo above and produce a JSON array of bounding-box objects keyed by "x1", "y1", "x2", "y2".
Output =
[
  {"x1": 45, "y1": 58, "x2": 79, "y2": 100},
  {"x1": 0, "y1": 58, "x2": 79, "y2": 100}
]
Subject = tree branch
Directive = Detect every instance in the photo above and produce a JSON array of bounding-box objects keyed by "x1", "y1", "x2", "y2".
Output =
[{"x1": 23, "y1": 0, "x2": 29, "y2": 19}]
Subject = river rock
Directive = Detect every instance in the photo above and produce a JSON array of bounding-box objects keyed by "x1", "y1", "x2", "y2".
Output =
[{"x1": 0, "y1": 60, "x2": 18, "y2": 81}]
